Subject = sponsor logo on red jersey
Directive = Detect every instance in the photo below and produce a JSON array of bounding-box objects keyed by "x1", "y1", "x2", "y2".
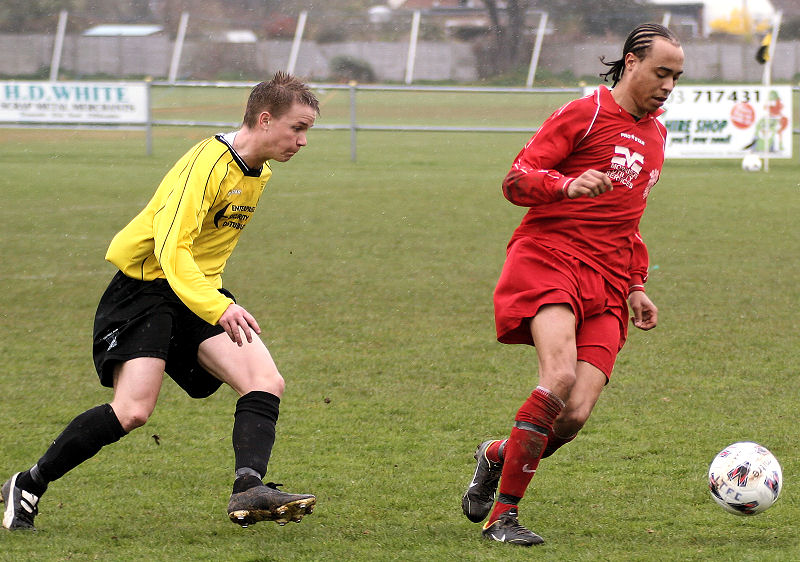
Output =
[{"x1": 608, "y1": 145, "x2": 644, "y2": 189}]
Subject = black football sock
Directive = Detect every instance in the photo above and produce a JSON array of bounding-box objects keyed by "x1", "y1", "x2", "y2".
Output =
[
  {"x1": 14, "y1": 469, "x2": 44, "y2": 498},
  {"x1": 232, "y1": 391, "x2": 280, "y2": 491},
  {"x1": 29, "y1": 404, "x2": 127, "y2": 488},
  {"x1": 232, "y1": 471, "x2": 263, "y2": 494},
  {"x1": 14, "y1": 463, "x2": 48, "y2": 498}
]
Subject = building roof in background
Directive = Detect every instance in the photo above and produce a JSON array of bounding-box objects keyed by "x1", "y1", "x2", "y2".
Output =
[
  {"x1": 82, "y1": 24, "x2": 163, "y2": 37},
  {"x1": 649, "y1": 0, "x2": 774, "y2": 20},
  {"x1": 649, "y1": 0, "x2": 775, "y2": 35},
  {"x1": 220, "y1": 30, "x2": 258, "y2": 43},
  {"x1": 770, "y1": 0, "x2": 800, "y2": 17}
]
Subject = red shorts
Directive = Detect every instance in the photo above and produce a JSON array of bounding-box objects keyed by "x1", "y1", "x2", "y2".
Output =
[{"x1": 493, "y1": 238, "x2": 628, "y2": 378}]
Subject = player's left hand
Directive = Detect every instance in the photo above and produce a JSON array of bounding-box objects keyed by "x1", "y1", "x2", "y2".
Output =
[
  {"x1": 218, "y1": 303, "x2": 261, "y2": 346},
  {"x1": 629, "y1": 291, "x2": 658, "y2": 330}
]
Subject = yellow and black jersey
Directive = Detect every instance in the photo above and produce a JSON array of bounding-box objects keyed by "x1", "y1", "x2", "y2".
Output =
[{"x1": 106, "y1": 133, "x2": 271, "y2": 325}]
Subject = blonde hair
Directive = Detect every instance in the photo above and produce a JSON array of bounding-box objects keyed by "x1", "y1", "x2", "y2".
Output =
[{"x1": 242, "y1": 71, "x2": 319, "y2": 128}]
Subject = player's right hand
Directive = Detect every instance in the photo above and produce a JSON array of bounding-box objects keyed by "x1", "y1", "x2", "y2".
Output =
[
  {"x1": 218, "y1": 303, "x2": 261, "y2": 347},
  {"x1": 566, "y1": 169, "x2": 613, "y2": 199}
]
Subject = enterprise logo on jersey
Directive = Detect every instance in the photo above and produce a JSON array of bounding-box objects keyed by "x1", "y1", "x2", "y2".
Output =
[
  {"x1": 608, "y1": 145, "x2": 644, "y2": 189},
  {"x1": 213, "y1": 203, "x2": 256, "y2": 230}
]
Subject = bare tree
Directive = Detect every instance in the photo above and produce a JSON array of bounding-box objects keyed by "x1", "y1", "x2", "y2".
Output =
[
  {"x1": 475, "y1": 0, "x2": 660, "y2": 78},
  {"x1": 0, "y1": 0, "x2": 70, "y2": 32},
  {"x1": 480, "y1": 0, "x2": 530, "y2": 75},
  {"x1": 544, "y1": 0, "x2": 658, "y2": 37}
]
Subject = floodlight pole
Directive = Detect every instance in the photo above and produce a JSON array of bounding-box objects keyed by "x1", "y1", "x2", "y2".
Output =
[
  {"x1": 405, "y1": 10, "x2": 421, "y2": 85},
  {"x1": 168, "y1": 12, "x2": 189, "y2": 83},
  {"x1": 287, "y1": 10, "x2": 308, "y2": 75},
  {"x1": 525, "y1": 12, "x2": 548, "y2": 88},
  {"x1": 49, "y1": 10, "x2": 68, "y2": 81}
]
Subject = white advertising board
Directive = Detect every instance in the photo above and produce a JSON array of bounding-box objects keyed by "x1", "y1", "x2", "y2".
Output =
[
  {"x1": 0, "y1": 81, "x2": 148, "y2": 124},
  {"x1": 583, "y1": 85, "x2": 792, "y2": 158},
  {"x1": 661, "y1": 85, "x2": 792, "y2": 158}
]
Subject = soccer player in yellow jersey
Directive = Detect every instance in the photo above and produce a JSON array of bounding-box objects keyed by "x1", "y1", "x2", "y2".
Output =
[{"x1": 2, "y1": 72, "x2": 319, "y2": 531}]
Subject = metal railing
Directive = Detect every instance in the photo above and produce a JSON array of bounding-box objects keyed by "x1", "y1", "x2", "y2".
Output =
[
  {"x1": 4, "y1": 81, "x2": 798, "y2": 162},
  {"x1": 146, "y1": 81, "x2": 584, "y2": 160}
]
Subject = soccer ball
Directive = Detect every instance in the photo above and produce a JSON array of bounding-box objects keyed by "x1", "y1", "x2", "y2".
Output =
[
  {"x1": 741, "y1": 154, "x2": 763, "y2": 172},
  {"x1": 708, "y1": 441, "x2": 782, "y2": 516}
]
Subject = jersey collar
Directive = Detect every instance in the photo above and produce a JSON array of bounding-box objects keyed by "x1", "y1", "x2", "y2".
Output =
[
  {"x1": 215, "y1": 133, "x2": 263, "y2": 177},
  {"x1": 597, "y1": 84, "x2": 665, "y2": 121}
]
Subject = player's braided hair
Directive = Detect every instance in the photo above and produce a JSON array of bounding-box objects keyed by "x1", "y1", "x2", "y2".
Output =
[
  {"x1": 243, "y1": 71, "x2": 319, "y2": 127},
  {"x1": 599, "y1": 23, "x2": 680, "y2": 86}
]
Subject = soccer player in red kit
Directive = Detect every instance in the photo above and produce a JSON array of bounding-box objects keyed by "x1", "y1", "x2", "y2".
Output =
[{"x1": 461, "y1": 23, "x2": 684, "y2": 546}]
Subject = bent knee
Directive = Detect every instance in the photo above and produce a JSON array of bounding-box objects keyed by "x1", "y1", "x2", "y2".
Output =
[
  {"x1": 238, "y1": 369, "x2": 285, "y2": 397},
  {"x1": 542, "y1": 367, "x2": 577, "y2": 395},
  {"x1": 112, "y1": 406, "x2": 153, "y2": 432},
  {"x1": 265, "y1": 371, "x2": 285, "y2": 396}
]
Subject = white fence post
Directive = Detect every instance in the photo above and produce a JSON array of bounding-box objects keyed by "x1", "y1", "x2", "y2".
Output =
[
  {"x1": 526, "y1": 12, "x2": 548, "y2": 88},
  {"x1": 49, "y1": 10, "x2": 68, "y2": 82},
  {"x1": 761, "y1": 10, "x2": 783, "y2": 173},
  {"x1": 762, "y1": 11, "x2": 782, "y2": 87},
  {"x1": 349, "y1": 82, "x2": 358, "y2": 162},
  {"x1": 145, "y1": 79, "x2": 153, "y2": 156},
  {"x1": 287, "y1": 10, "x2": 308, "y2": 75},
  {"x1": 405, "y1": 10, "x2": 421, "y2": 85},
  {"x1": 168, "y1": 12, "x2": 189, "y2": 84}
]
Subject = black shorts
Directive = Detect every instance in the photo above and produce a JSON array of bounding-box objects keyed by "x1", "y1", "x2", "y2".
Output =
[{"x1": 92, "y1": 271, "x2": 234, "y2": 398}]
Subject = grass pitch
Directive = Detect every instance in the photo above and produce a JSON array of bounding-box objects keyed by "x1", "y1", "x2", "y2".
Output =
[{"x1": 0, "y1": 124, "x2": 798, "y2": 561}]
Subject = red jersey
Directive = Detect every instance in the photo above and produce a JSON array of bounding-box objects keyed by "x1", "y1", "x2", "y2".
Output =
[{"x1": 502, "y1": 85, "x2": 666, "y2": 296}]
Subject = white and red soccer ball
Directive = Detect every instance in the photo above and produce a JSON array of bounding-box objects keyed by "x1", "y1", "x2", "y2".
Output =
[{"x1": 708, "y1": 441, "x2": 782, "y2": 516}]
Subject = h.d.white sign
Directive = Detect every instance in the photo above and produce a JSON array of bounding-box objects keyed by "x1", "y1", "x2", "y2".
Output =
[{"x1": 0, "y1": 81, "x2": 148, "y2": 124}]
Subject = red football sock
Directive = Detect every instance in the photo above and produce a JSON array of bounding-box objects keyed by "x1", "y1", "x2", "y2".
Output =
[
  {"x1": 488, "y1": 386, "x2": 564, "y2": 522},
  {"x1": 486, "y1": 439, "x2": 506, "y2": 463}
]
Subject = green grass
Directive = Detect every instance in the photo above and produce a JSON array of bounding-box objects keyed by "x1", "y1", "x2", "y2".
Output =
[{"x1": 0, "y1": 124, "x2": 799, "y2": 561}]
